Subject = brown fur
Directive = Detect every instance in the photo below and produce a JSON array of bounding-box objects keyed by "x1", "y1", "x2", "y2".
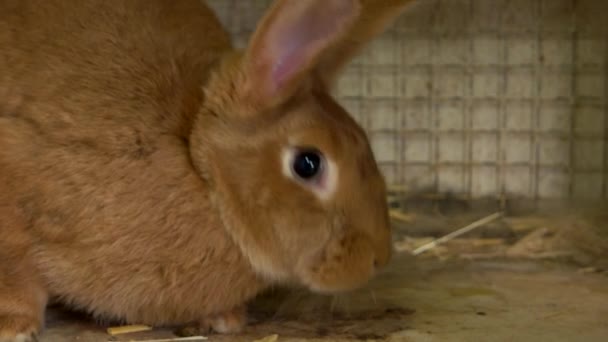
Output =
[{"x1": 0, "y1": 0, "x2": 413, "y2": 340}]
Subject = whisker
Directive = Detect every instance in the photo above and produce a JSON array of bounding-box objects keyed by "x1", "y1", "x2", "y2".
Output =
[
  {"x1": 330, "y1": 294, "x2": 337, "y2": 313},
  {"x1": 369, "y1": 289, "x2": 378, "y2": 305}
]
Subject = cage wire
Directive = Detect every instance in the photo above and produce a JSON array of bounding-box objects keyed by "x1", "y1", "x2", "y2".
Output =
[{"x1": 206, "y1": 0, "x2": 608, "y2": 204}]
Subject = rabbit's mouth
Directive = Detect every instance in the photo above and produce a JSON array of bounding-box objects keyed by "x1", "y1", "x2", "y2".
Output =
[{"x1": 295, "y1": 234, "x2": 378, "y2": 294}]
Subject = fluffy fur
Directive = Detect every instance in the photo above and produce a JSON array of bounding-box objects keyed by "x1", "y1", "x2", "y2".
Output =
[{"x1": 0, "y1": 0, "x2": 414, "y2": 340}]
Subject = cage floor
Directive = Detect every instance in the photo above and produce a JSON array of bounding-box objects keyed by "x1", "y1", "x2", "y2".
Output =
[{"x1": 37, "y1": 211, "x2": 608, "y2": 342}]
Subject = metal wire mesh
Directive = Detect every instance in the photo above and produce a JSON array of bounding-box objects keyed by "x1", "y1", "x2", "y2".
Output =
[{"x1": 206, "y1": 0, "x2": 608, "y2": 201}]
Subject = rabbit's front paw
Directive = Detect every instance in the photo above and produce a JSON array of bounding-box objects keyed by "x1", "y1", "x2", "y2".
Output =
[
  {"x1": 205, "y1": 306, "x2": 247, "y2": 334},
  {"x1": 178, "y1": 306, "x2": 247, "y2": 336},
  {"x1": 0, "y1": 315, "x2": 39, "y2": 342}
]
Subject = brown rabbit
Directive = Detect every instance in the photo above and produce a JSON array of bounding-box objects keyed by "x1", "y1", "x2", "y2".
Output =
[{"x1": 0, "y1": 0, "x2": 414, "y2": 340}]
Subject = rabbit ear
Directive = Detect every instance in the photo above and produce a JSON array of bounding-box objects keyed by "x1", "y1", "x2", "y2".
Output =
[
  {"x1": 315, "y1": 0, "x2": 416, "y2": 88},
  {"x1": 240, "y1": 0, "x2": 359, "y2": 109}
]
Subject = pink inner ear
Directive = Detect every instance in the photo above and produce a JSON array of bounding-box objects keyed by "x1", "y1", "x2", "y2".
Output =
[
  {"x1": 255, "y1": 0, "x2": 357, "y2": 98},
  {"x1": 266, "y1": 17, "x2": 324, "y2": 92},
  {"x1": 270, "y1": 42, "x2": 307, "y2": 92}
]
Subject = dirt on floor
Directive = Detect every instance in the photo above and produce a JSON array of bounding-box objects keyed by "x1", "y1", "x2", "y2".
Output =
[{"x1": 39, "y1": 206, "x2": 608, "y2": 342}]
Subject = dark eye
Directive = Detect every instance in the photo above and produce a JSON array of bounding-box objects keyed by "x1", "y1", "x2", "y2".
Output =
[{"x1": 292, "y1": 150, "x2": 323, "y2": 180}]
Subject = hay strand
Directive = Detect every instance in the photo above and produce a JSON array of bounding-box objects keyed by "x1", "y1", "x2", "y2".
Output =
[{"x1": 412, "y1": 212, "x2": 503, "y2": 255}]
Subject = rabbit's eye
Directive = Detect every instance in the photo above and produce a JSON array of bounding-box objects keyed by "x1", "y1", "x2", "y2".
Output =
[{"x1": 292, "y1": 150, "x2": 323, "y2": 180}]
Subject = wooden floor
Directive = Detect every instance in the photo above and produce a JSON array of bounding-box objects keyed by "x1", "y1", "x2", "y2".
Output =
[{"x1": 38, "y1": 209, "x2": 608, "y2": 341}]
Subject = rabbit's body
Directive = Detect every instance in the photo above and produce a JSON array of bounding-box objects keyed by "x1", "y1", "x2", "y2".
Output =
[
  {"x1": 0, "y1": 0, "x2": 262, "y2": 329},
  {"x1": 0, "y1": 0, "x2": 414, "y2": 340}
]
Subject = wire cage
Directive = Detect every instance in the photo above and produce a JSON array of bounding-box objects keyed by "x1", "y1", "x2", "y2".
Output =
[
  {"x1": 3, "y1": 2, "x2": 607, "y2": 341},
  {"x1": 206, "y1": 0, "x2": 608, "y2": 206}
]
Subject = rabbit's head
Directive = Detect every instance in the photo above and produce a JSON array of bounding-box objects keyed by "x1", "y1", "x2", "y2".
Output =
[{"x1": 191, "y1": 0, "x2": 412, "y2": 293}]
